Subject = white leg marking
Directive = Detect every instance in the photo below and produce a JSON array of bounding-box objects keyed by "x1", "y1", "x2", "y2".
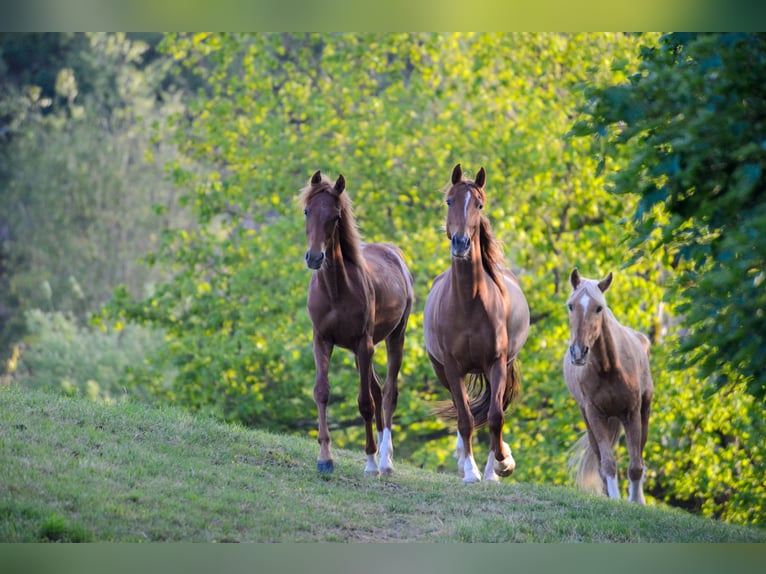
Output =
[
  {"x1": 364, "y1": 453, "x2": 380, "y2": 477},
  {"x1": 378, "y1": 428, "x2": 394, "y2": 475},
  {"x1": 606, "y1": 475, "x2": 620, "y2": 499},
  {"x1": 629, "y1": 479, "x2": 646, "y2": 504},
  {"x1": 463, "y1": 455, "x2": 481, "y2": 484},
  {"x1": 455, "y1": 432, "x2": 465, "y2": 478},
  {"x1": 484, "y1": 452, "x2": 499, "y2": 482}
]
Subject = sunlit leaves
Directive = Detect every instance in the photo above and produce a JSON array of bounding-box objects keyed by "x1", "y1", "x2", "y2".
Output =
[{"x1": 102, "y1": 33, "x2": 764, "y2": 526}]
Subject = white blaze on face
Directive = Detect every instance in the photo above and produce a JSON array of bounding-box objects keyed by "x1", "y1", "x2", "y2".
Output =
[
  {"x1": 464, "y1": 191, "x2": 471, "y2": 220},
  {"x1": 579, "y1": 292, "x2": 591, "y2": 313}
]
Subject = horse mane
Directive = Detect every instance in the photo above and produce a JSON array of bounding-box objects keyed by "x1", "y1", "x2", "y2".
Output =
[
  {"x1": 299, "y1": 174, "x2": 365, "y2": 268},
  {"x1": 479, "y1": 215, "x2": 507, "y2": 293}
]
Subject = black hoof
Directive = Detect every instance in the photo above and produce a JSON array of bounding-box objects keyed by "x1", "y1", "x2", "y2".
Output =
[{"x1": 317, "y1": 460, "x2": 334, "y2": 474}]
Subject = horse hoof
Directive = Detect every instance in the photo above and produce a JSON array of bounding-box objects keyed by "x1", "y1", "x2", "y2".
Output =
[
  {"x1": 364, "y1": 469, "x2": 381, "y2": 478},
  {"x1": 379, "y1": 466, "x2": 394, "y2": 477},
  {"x1": 317, "y1": 460, "x2": 335, "y2": 474},
  {"x1": 494, "y1": 456, "x2": 515, "y2": 477}
]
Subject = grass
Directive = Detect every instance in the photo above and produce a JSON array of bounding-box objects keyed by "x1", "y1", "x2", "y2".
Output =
[{"x1": 1, "y1": 384, "x2": 764, "y2": 543}]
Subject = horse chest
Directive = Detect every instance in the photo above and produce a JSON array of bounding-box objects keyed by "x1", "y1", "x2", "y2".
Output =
[
  {"x1": 308, "y1": 286, "x2": 371, "y2": 347},
  {"x1": 582, "y1": 370, "x2": 640, "y2": 415},
  {"x1": 445, "y1": 313, "x2": 505, "y2": 370}
]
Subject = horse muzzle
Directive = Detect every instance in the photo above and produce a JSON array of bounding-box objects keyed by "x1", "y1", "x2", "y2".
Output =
[
  {"x1": 569, "y1": 344, "x2": 589, "y2": 366},
  {"x1": 450, "y1": 235, "x2": 471, "y2": 259},
  {"x1": 305, "y1": 250, "x2": 325, "y2": 270}
]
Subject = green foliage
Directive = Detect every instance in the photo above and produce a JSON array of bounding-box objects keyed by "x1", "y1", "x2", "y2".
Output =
[
  {"x1": 104, "y1": 33, "x2": 654, "y2": 470},
  {"x1": 94, "y1": 32, "x2": 763, "y2": 528},
  {"x1": 573, "y1": 33, "x2": 766, "y2": 401},
  {"x1": 646, "y1": 347, "x2": 765, "y2": 526},
  {"x1": 0, "y1": 33, "x2": 188, "y2": 358},
  {"x1": 13, "y1": 310, "x2": 169, "y2": 404},
  {"x1": 38, "y1": 513, "x2": 92, "y2": 543}
]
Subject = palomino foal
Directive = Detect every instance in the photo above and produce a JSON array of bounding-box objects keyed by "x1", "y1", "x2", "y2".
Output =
[{"x1": 564, "y1": 269, "x2": 654, "y2": 503}]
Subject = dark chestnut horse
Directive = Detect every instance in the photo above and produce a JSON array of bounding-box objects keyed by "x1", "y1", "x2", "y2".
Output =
[
  {"x1": 564, "y1": 269, "x2": 654, "y2": 503},
  {"x1": 424, "y1": 164, "x2": 530, "y2": 483},
  {"x1": 300, "y1": 170, "x2": 414, "y2": 476}
]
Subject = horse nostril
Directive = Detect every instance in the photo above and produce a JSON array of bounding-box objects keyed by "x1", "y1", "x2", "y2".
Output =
[{"x1": 583, "y1": 346, "x2": 589, "y2": 356}]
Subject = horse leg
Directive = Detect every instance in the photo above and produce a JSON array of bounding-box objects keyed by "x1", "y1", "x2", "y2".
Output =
[
  {"x1": 584, "y1": 406, "x2": 620, "y2": 499},
  {"x1": 370, "y1": 367, "x2": 384, "y2": 444},
  {"x1": 356, "y1": 336, "x2": 379, "y2": 477},
  {"x1": 429, "y1": 354, "x2": 469, "y2": 479},
  {"x1": 360, "y1": 356, "x2": 384, "y2": 445},
  {"x1": 443, "y1": 361, "x2": 480, "y2": 484},
  {"x1": 312, "y1": 336, "x2": 335, "y2": 473},
  {"x1": 626, "y1": 398, "x2": 652, "y2": 504},
  {"x1": 378, "y1": 320, "x2": 406, "y2": 476},
  {"x1": 484, "y1": 358, "x2": 514, "y2": 482}
]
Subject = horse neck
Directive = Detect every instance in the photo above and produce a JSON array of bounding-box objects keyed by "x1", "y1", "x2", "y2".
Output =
[
  {"x1": 592, "y1": 311, "x2": 621, "y2": 374},
  {"x1": 450, "y1": 235, "x2": 490, "y2": 305},
  {"x1": 318, "y1": 227, "x2": 365, "y2": 301}
]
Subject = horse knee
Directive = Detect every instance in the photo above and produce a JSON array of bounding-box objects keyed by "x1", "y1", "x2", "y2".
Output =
[
  {"x1": 357, "y1": 394, "x2": 375, "y2": 421},
  {"x1": 628, "y1": 462, "x2": 644, "y2": 482},
  {"x1": 487, "y1": 410, "x2": 504, "y2": 435},
  {"x1": 600, "y1": 457, "x2": 617, "y2": 479},
  {"x1": 313, "y1": 380, "x2": 330, "y2": 405}
]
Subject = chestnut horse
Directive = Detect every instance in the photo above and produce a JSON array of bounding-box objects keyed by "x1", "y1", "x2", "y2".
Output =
[
  {"x1": 300, "y1": 170, "x2": 414, "y2": 476},
  {"x1": 424, "y1": 164, "x2": 530, "y2": 483},
  {"x1": 564, "y1": 268, "x2": 654, "y2": 503}
]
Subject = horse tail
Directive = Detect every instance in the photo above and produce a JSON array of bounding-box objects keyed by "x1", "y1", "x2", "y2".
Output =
[
  {"x1": 432, "y1": 358, "x2": 522, "y2": 428},
  {"x1": 568, "y1": 417, "x2": 622, "y2": 494}
]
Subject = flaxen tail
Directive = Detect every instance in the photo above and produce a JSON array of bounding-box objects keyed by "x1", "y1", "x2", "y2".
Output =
[
  {"x1": 567, "y1": 417, "x2": 621, "y2": 495},
  {"x1": 433, "y1": 358, "x2": 522, "y2": 427}
]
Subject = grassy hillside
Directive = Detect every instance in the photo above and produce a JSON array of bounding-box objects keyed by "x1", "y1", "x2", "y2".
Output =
[{"x1": 1, "y1": 385, "x2": 763, "y2": 543}]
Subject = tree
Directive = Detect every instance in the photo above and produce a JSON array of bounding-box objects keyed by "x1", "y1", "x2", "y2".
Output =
[
  {"x1": 101, "y1": 33, "x2": 764, "y2": 526},
  {"x1": 572, "y1": 32, "x2": 766, "y2": 401},
  {"x1": 103, "y1": 31, "x2": 656, "y2": 469},
  {"x1": 0, "y1": 33, "x2": 187, "y2": 356},
  {"x1": 572, "y1": 32, "x2": 766, "y2": 526}
]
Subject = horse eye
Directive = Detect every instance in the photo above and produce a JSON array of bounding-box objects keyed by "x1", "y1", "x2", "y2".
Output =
[
  {"x1": 446, "y1": 198, "x2": 453, "y2": 206},
  {"x1": 596, "y1": 306, "x2": 603, "y2": 313},
  {"x1": 568, "y1": 304, "x2": 573, "y2": 311},
  {"x1": 303, "y1": 208, "x2": 308, "y2": 216},
  {"x1": 478, "y1": 203, "x2": 484, "y2": 210}
]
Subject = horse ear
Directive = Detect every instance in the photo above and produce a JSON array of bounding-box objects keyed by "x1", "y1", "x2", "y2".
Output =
[
  {"x1": 311, "y1": 170, "x2": 322, "y2": 185},
  {"x1": 598, "y1": 272, "x2": 613, "y2": 293},
  {"x1": 475, "y1": 167, "x2": 486, "y2": 188},
  {"x1": 334, "y1": 174, "x2": 346, "y2": 195},
  {"x1": 451, "y1": 163, "x2": 463, "y2": 185},
  {"x1": 570, "y1": 268, "x2": 581, "y2": 290}
]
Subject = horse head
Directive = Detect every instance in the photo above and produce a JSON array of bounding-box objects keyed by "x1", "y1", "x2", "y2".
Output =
[
  {"x1": 445, "y1": 163, "x2": 486, "y2": 259},
  {"x1": 567, "y1": 268, "x2": 613, "y2": 365},
  {"x1": 302, "y1": 170, "x2": 345, "y2": 269}
]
